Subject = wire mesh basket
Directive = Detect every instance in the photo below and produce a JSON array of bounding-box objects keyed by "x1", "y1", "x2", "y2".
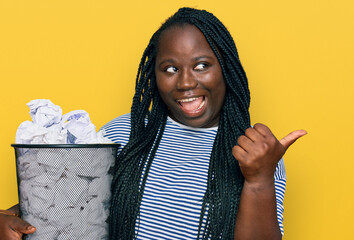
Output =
[{"x1": 12, "y1": 144, "x2": 120, "y2": 240}]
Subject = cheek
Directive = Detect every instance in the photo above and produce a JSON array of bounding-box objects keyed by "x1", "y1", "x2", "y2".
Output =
[
  {"x1": 207, "y1": 70, "x2": 225, "y2": 90},
  {"x1": 155, "y1": 76, "x2": 173, "y2": 103},
  {"x1": 210, "y1": 74, "x2": 226, "y2": 107},
  {"x1": 155, "y1": 73, "x2": 165, "y2": 93}
]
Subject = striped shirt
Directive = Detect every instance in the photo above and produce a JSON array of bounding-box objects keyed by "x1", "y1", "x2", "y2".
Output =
[{"x1": 102, "y1": 113, "x2": 286, "y2": 239}]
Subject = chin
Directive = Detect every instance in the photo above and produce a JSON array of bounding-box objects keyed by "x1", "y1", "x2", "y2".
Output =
[{"x1": 181, "y1": 117, "x2": 218, "y2": 128}]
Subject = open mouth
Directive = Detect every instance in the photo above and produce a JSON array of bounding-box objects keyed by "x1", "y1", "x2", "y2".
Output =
[{"x1": 177, "y1": 96, "x2": 205, "y2": 112}]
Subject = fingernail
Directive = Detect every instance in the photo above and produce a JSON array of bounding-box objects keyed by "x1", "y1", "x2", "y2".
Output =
[{"x1": 27, "y1": 226, "x2": 34, "y2": 230}]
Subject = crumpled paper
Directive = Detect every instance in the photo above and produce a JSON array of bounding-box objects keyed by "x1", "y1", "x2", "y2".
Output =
[
  {"x1": 62, "y1": 110, "x2": 97, "y2": 144},
  {"x1": 17, "y1": 148, "x2": 115, "y2": 240},
  {"x1": 28, "y1": 99, "x2": 62, "y2": 127},
  {"x1": 15, "y1": 99, "x2": 112, "y2": 144},
  {"x1": 14, "y1": 99, "x2": 115, "y2": 240}
]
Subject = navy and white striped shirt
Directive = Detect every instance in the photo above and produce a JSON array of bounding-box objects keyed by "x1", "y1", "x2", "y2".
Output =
[{"x1": 102, "y1": 113, "x2": 286, "y2": 239}]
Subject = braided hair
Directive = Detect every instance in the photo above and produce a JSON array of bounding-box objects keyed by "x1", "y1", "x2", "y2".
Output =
[{"x1": 109, "y1": 7, "x2": 251, "y2": 239}]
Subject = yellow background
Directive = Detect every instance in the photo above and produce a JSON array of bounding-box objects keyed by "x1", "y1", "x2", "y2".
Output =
[{"x1": 0, "y1": 0, "x2": 353, "y2": 239}]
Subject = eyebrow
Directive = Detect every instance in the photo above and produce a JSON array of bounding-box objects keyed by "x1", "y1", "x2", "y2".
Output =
[
  {"x1": 158, "y1": 55, "x2": 214, "y2": 67},
  {"x1": 193, "y1": 55, "x2": 214, "y2": 61},
  {"x1": 157, "y1": 59, "x2": 175, "y2": 68}
]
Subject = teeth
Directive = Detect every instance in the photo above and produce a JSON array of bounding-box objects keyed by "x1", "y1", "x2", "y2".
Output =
[
  {"x1": 196, "y1": 99, "x2": 205, "y2": 110},
  {"x1": 177, "y1": 97, "x2": 201, "y2": 103}
]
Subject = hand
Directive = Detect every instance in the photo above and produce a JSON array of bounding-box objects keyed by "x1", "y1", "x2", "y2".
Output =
[
  {"x1": 0, "y1": 210, "x2": 36, "y2": 240},
  {"x1": 232, "y1": 123, "x2": 307, "y2": 187}
]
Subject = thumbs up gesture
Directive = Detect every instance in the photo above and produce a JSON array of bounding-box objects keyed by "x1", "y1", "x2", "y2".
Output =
[{"x1": 232, "y1": 123, "x2": 307, "y2": 185}]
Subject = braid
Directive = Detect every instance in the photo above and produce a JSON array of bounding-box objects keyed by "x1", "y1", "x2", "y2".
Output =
[
  {"x1": 109, "y1": 7, "x2": 251, "y2": 240},
  {"x1": 109, "y1": 40, "x2": 168, "y2": 239}
]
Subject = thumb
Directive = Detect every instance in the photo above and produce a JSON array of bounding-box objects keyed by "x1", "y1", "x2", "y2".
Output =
[
  {"x1": 279, "y1": 129, "x2": 307, "y2": 151},
  {"x1": 12, "y1": 217, "x2": 36, "y2": 234},
  {"x1": 20, "y1": 224, "x2": 36, "y2": 234}
]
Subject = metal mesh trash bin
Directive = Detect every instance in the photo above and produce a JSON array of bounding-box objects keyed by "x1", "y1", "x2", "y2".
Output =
[{"x1": 12, "y1": 144, "x2": 120, "y2": 240}]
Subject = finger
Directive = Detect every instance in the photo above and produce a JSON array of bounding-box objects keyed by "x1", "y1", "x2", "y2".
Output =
[
  {"x1": 7, "y1": 205, "x2": 20, "y2": 216},
  {"x1": 0, "y1": 210, "x2": 18, "y2": 217},
  {"x1": 237, "y1": 135, "x2": 253, "y2": 152},
  {"x1": 232, "y1": 145, "x2": 247, "y2": 161},
  {"x1": 19, "y1": 225, "x2": 36, "y2": 234},
  {"x1": 244, "y1": 127, "x2": 263, "y2": 142},
  {"x1": 253, "y1": 123, "x2": 273, "y2": 138},
  {"x1": 279, "y1": 129, "x2": 307, "y2": 150},
  {"x1": 11, "y1": 217, "x2": 36, "y2": 235},
  {"x1": 0, "y1": 231, "x2": 22, "y2": 240}
]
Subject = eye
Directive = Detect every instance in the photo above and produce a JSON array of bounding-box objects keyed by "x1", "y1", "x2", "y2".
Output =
[
  {"x1": 165, "y1": 66, "x2": 178, "y2": 73},
  {"x1": 194, "y1": 63, "x2": 208, "y2": 71}
]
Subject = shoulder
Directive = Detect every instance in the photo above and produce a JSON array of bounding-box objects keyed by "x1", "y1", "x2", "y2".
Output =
[
  {"x1": 100, "y1": 113, "x2": 131, "y2": 145},
  {"x1": 101, "y1": 113, "x2": 131, "y2": 128}
]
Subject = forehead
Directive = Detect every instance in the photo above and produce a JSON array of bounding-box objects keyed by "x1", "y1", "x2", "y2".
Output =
[{"x1": 156, "y1": 24, "x2": 215, "y2": 59}]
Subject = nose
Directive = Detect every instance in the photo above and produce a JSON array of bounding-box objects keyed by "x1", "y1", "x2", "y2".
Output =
[{"x1": 176, "y1": 69, "x2": 198, "y2": 90}]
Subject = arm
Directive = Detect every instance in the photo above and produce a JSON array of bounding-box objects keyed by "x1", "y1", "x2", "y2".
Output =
[
  {"x1": 232, "y1": 124, "x2": 306, "y2": 240},
  {"x1": 0, "y1": 204, "x2": 36, "y2": 240},
  {"x1": 234, "y1": 175, "x2": 281, "y2": 240}
]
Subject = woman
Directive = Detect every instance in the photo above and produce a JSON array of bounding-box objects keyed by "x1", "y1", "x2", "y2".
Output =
[{"x1": 0, "y1": 7, "x2": 306, "y2": 240}]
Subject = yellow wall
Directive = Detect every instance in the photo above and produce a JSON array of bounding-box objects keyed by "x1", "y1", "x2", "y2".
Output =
[{"x1": 0, "y1": 1, "x2": 353, "y2": 239}]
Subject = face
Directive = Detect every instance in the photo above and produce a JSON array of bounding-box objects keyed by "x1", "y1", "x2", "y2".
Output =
[{"x1": 155, "y1": 24, "x2": 226, "y2": 128}]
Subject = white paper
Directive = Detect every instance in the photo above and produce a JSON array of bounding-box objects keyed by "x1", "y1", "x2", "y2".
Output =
[
  {"x1": 18, "y1": 148, "x2": 115, "y2": 240},
  {"x1": 15, "y1": 99, "x2": 113, "y2": 144},
  {"x1": 15, "y1": 99, "x2": 115, "y2": 240},
  {"x1": 27, "y1": 99, "x2": 62, "y2": 127}
]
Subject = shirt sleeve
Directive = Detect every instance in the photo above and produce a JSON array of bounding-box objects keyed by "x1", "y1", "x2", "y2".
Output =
[
  {"x1": 274, "y1": 157, "x2": 286, "y2": 236},
  {"x1": 100, "y1": 113, "x2": 131, "y2": 150}
]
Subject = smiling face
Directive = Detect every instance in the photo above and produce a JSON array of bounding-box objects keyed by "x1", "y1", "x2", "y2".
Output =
[{"x1": 155, "y1": 24, "x2": 226, "y2": 128}]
